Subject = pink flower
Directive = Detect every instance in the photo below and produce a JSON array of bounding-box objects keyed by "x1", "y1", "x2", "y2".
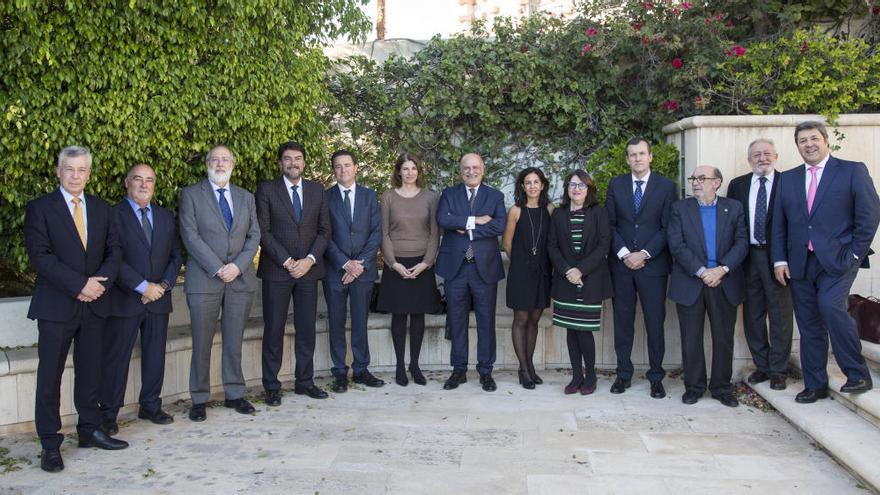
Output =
[
  {"x1": 520, "y1": 45, "x2": 529, "y2": 53},
  {"x1": 586, "y1": 27, "x2": 598, "y2": 37},
  {"x1": 705, "y1": 18, "x2": 712, "y2": 25},
  {"x1": 581, "y1": 43, "x2": 593, "y2": 56},
  {"x1": 631, "y1": 22, "x2": 642, "y2": 31},
  {"x1": 662, "y1": 99, "x2": 680, "y2": 111},
  {"x1": 641, "y1": 1, "x2": 654, "y2": 9},
  {"x1": 681, "y1": 1, "x2": 693, "y2": 9},
  {"x1": 673, "y1": 7, "x2": 680, "y2": 15},
  {"x1": 694, "y1": 95, "x2": 706, "y2": 108},
  {"x1": 800, "y1": 41, "x2": 809, "y2": 54},
  {"x1": 671, "y1": 58, "x2": 683, "y2": 69},
  {"x1": 873, "y1": 5, "x2": 880, "y2": 16},
  {"x1": 641, "y1": 36, "x2": 649, "y2": 45},
  {"x1": 726, "y1": 45, "x2": 746, "y2": 57},
  {"x1": 716, "y1": 13, "x2": 723, "y2": 20}
]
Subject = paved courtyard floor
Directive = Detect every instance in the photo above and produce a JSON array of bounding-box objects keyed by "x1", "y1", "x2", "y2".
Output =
[{"x1": 0, "y1": 370, "x2": 870, "y2": 494}]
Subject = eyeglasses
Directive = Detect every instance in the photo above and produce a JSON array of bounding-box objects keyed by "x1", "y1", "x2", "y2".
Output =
[
  {"x1": 208, "y1": 157, "x2": 233, "y2": 166},
  {"x1": 687, "y1": 176, "x2": 718, "y2": 184},
  {"x1": 568, "y1": 182, "x2": 588, "y2": 190}
]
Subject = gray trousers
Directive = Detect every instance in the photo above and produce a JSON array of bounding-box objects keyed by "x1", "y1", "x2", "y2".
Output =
[
  {"x1": 742, "y1": 248, "x2": 793, "y2": 376},
  {"x1": 187, "y1": 289, "x2": 255, "y2": 404}
]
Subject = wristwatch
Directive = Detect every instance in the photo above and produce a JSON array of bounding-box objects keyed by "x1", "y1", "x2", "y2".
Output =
[
  {"x1": 721, "y1": 266, "x2": 730, "y2": 273},
  {"x1": 160, "y1": 280, "x2": 171, "y2": 291}
]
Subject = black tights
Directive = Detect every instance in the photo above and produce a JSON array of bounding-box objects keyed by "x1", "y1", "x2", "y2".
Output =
[
  {"x1": 567, "y1": 330, "x2": 596, "y2": 386},
  {"x1": 391, "y1": 313, "x2": 425, "y2": 370},
  {"x1": 512, "y1": 309, "x2": 543, "y2": 372}
]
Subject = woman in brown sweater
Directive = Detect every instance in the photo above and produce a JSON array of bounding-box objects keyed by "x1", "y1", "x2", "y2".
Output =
[{"x1": 377, "y1": 153, "x2": 441, "y2": 386}]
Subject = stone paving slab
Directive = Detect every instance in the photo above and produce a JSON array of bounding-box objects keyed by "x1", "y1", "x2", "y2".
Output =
[{"x1": 0, "y1": 371, "x2": 869, "y2": 494}]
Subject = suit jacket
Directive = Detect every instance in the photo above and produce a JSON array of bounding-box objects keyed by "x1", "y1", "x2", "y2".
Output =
[
  {"x1": 108, "y1": 199, "x2": 183, "y2": 317},
  {"x1": 605, "y1": 173, "x2": 677, "y2": 276},
  {"x1": 547, "y1": 205, "x2": 613, "y2": 304},
  {"x1": 435, "y1": 183, "x2": 506, "y2": 284},
  {"x1": 771, "y1": 156, "x2": 880, "y2": 279},
  {"x1": 256, "y1": 178, "x2": 330, "y2": 281},
  {"x1": 179, "y1": 179, "x2": 260, "y2": 294},
  {"x1": 726, "y1": 170, "x2": 781, "y2": 277},
  {"x1": 667, "y1": 196, "x2": 748, "y2": 307},
  {"x1": 324, "y1": 184, "x2": 381, "y2": 283},
  {"x1": 24, "y1": 190, "x2": 120, "y2": 321}
]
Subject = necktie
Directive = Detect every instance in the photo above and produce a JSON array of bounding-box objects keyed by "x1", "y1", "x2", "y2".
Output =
[
  {"x1": 291, "y1": 185, "x2": 302, "y2": 223},
  {"x1": 754, "y1": 177, "x2": 767, "y2": 244},
  {"x1": 465, "y1": 187, "x2": 476, "y2": 261},
  {"x1": 343, "y1": 189, "x2": 352, "y2": 225},
  {"x1": 633, "y1": 180, "x2": 644, "y2": 216},
  {"x1": 140, "y1": 207, "x2": 152, "y2": 246},
  {"x1": 72, "y1": 197, "x2": 86, "y2": 249},
  {"x1": 807, "y1": 166, "x2": 819, "y2": 251},
  {"x1": 218, "y1": 188, "x2": 233, "y2": 231}
]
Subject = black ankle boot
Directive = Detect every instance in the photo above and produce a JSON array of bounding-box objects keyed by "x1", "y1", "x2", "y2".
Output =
[
  {"x1": 395, "y1": 366, "x2": 409, "y2": 386},
  {"x1": 409, "y1": 365, "x2": 426, "y2": 385},
  {"x1": 519, "y1": 369, "x2": 536, "y2": 390}
]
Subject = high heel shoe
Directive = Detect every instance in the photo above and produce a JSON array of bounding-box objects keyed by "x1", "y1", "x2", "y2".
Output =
[
  {"x1": 527, "y1": 365, "x2": 543, "y2": 385},
  {"x1": 580, "y1": 381, "x2": 596, "y2": 395},
  {"x1": 409, "y1": 365, "x2": 427, "y2": 386},
  {"x1": 518, "y1": 369, "x2": 536, "y2": 390},
  {"x1": 564, "y1": 375, "x2": 584, "y2": 395},
  {"x1": 395, "y1": 367, "x2": 409, "y2": 386}
]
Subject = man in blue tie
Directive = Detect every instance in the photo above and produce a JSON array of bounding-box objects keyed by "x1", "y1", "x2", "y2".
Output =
[
  {"x1": 605, "y1": 137, "x2": 677, "y2": 398},
  {"x1": 179, "y1": 145, "x2": 261, "y2": 421},
  {"x1": 772, "y1": 121, "x2": 880, "y2": 403},
  {"x1": 727, "y1": 139, "x2": 793, "y2": 391}
]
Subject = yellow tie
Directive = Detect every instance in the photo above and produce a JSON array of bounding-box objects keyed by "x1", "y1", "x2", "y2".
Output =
[{"x1": 72, "y1": 197, "x2": 86, "y2": 249}]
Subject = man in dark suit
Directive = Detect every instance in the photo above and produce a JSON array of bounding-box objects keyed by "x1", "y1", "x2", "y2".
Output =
[
  {"x1": 772, "y1": 121, "x2": 880, "y2": 403},
  {"x1": 179, "y1": 144, "x2": 261, "y2": 421},
  {"x1": 256, "y1": 141, "x2": 330, "y2": 404},
  {"x1": 668, "y1": 165, "x2": 748, "y2": 407},
  {"x1": 436, "y1": 153, "x2": 507, "y2": 392},
  {"x1": 24, "y1": 146, "x2": 128, "y2": 473},
  {"x1": 99, "y1": 164, "x2": 183, "y2": 435},
  {"x1": 605, "y1": 137, "x2": 677, "y2": 399},
  {"x1": 323, "y1": 149, "x2": 384, "y2": 392},
  {"x1": 726, "y1": 139, "x2": 793, "y2": 391}
]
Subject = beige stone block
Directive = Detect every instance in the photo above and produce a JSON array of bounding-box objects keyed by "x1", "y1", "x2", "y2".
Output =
[
  {"x1": 590, "y1": 451, "x2": 726, "y2": 478},
  {"x1": 16, "y1": 371, "x2": 36, "y2": 422},
  {"x1": 59, "y1": 368, "x2": 74, "y2": 416},
  {"x1": 0, "y1": 375, "x2": 18, "y2": 423},
  {"x1": 528, "y1": 474, "x2": 670, "y2": 495}
]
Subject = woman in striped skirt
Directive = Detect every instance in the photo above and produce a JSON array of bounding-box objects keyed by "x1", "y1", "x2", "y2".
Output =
[{"x1": 547, "y1": 170, "x2": 613, "y2": 395}]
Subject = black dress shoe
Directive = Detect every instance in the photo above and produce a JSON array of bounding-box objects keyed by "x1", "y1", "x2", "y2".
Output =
[
  {"x1": 332, "y1": 376, "x2": 349, "y2": 393},
  {"x1": 795, "y1": 388, "x2": 829, "y2": 404},
  {"x1": 443, "y1": 371, "x2": 467, "y2": 390},
  {"x1": 712, "y1": 392, "x2": 739, "y2": 407},
  {"x1": 79, "y1": 429, "x2": 129, "y2": 450},
  {"x1": 479, "y1": 373, "x2": 497, "y2": 392},
  {"x1": 770, "y1": 375, "x2": 787, "y2": 391},
  {"x1": 682, "y1": 390, "x2": 702, "y2": 405},
  {"x1": 294, "y1": 384, "x2": 329, "y2": 399},
  {"x1": 747, "y1": 370, "x2": 770, "y2": 384},
  {"x1": 527, "y1": 366, "x2": 543, "y2": 385},
  {"x1": 264, "y1": 390, "x2": 282, "y2": 406},
  {"x1": 353, "y1": 370, "x2": 385, "y2": 388},
  {"x1": 224, "y1": 398, "x2": 256, "y2": 415},
  {"x1": 650, "y1": 380, "x2": 666, "y2": 399},
  {"x1": 100, "y1": 419, "x2": 119, "y2": 436},
  {"x1": 841, "y1": 377, "x2": 873, "y2": 394},
  {"x1": 610, "y1": 377, "x2": 631, "y2": 394},
  {"x1": 189, "y1": 403, "x2": 207, "y2": 422},
  {"x1": 410, "y1": 366, "x2": 427, "y2": 386},
  {"x1": 138, "y1": 407, "x2": 174, "y2": 425},
  {"x1": 40, "y1": 448, "x2": 64, "y2": 472},
  {"x1": 396, "y1": 367, "x2": 409, "y2": 387},
  {"x1": 518, "y1": 370, "x2": 535, "y2": 390}
]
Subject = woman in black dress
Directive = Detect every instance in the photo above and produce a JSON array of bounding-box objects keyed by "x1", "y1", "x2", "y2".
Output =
[
  {"x1": 503, "y1": 167, "x2": 554, "y2": 389},
  {"x1": 547, "y1": 170, "x2": 612, "y2": 395}
]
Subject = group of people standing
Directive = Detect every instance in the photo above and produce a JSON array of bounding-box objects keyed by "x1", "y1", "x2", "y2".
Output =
[{"x1": 23, "y1": 120, "x2": 880, "y2": 474}]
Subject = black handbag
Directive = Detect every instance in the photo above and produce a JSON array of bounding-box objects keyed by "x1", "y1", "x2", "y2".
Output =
[{"x1": 848, "y1": 294, "x2": 880, "y2": 344}]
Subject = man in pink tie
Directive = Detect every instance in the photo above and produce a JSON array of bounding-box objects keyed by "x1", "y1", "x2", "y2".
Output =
[{"x1": 772, "y1": 121, "x2": 880, "y2": 403}]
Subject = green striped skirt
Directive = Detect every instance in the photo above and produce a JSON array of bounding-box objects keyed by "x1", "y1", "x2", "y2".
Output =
[{"x1": 552, "y1": 299, "x2": 601, "y2": 331}]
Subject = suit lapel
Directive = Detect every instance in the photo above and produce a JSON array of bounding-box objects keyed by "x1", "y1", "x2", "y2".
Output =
[
  {"x1": 202, "y1": 180, "x2": 227, "y2": 230},
  {"x1": 621, "y1": 178, "x2": 636, "y2": 220},
  {"x1": 809, "y1": 156, "x2": 838, "y2": 218},
  {"x1": 122, "y1": 201, "x2": 151, "y2": 250},
  {"x1": 715, "y1": 198, "x2": 729, "y2": 255},
  {"x1": 472, "y1": 184, "x2": 489, "y2": 213},
  {"x1": 687, "y1": 198, "x2": 707, "y2": 259},
  {"x1": 791, "y1": 165, "x2": 808, "y2": 217},
  {"x1": 278, "y1": 178, "x2": 299, "y2": 224},
  {"x1": 230, "y1": 185, "x2": 247, "y2": 232}
]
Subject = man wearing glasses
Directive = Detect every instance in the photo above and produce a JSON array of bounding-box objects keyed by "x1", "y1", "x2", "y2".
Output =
[
  {"x1": 727, "y1": 140, "x2": 793, "y2": 391},
  {"x1": 667, "y1": 166, "x2": 748, "y2": 407},
  {"x1": 179, "y1": 144, "x2": 261, "y2": 421}
]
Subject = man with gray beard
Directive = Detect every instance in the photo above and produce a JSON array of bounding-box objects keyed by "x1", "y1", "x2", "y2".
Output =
[{"x1": 179, "y1": 144, "x2": 261, "y2": 421}]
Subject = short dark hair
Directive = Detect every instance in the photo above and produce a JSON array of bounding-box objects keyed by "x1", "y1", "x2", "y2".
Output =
[
  {"x1": 330, "y1": 148, "x2": 356, "y2": 167},
  {"x1": 560, "y1": 169, "x2": 599, "y2": 209},
  {"x1": 513, "y1": 167, "x2": 550, "y2": 208},
  {"x1": 391, "y1": 153, "x2": 426, "y2": 188},
  {"x1": 794, "y1": 121, "x2": 829, "y2": 143},
  {"x1": 626, "y1": 136, "x2": 651, "y2": 154},
  {"x1": 277, "y1": 141, "x2": 306, "y2": 162}
]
